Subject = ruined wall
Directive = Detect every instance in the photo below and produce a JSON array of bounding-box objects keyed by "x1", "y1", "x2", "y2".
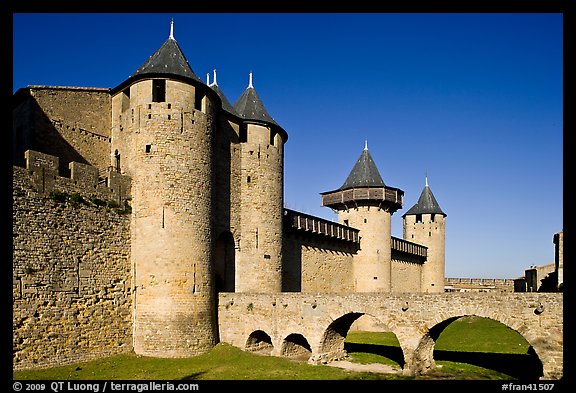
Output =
[
  {"x1": 13, "y1": 163, "x2": 132, "y2": 370},
  {"x1": 13, "y1": 86, "x2": 112, "y2": 175}
]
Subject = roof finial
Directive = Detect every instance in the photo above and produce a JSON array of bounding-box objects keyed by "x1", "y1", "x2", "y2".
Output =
[
  {"x1": 169, "y1": 19, "x2": 174, "y2": 39},
  {"x1": 213, "y1": 69, "x2": 218, "y2": 86},
  {"x1": 364, "y1": 140, "x2": 368, "y2": 150},
  {"x1": 248, "y1": 71, "x2": 253, "y2": 88},
  {"x1": 206, "y1": 72, "x2": 210, "y2": 85},
  {"x1": 425, "y1": 171, "x2": 429, "y2": 187}
]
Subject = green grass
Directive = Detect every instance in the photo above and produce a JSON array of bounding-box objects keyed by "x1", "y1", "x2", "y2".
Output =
[
  {"x1": 434, "y1": 315, "x2": 531, "y2": 353},
  {"x1": 13, "y1": 316, "x2": 535, "y2": 380},
  {"x1": 13, "y1": 343, "x2": 407, "y2": 381}
]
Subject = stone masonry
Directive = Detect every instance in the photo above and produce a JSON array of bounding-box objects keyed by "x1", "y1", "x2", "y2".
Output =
[{"x1": 12, "y1": 24, "x2": 563, "y2": 379}]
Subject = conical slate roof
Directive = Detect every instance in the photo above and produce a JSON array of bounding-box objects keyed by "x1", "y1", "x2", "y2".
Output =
[
  {"x1": 233, "y1": 75, "x2": 279, "y2": 126},
  {"x1": 211, "y1": 83, "x2": 238, "y2": 116},
  {"x1": 339, "y1": 145, "x2": 385, "y2": 190},
  {"x1": 131, "y1": 36, "x2": 202, "y2": 82},
  {"x1": 403, "y1": 180, "x2": 446, "y2": 217}
]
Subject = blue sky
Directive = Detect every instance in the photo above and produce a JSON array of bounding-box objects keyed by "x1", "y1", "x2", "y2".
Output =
[{"x1": 12, "y1": 13, "x2": 563, "y2": 279}]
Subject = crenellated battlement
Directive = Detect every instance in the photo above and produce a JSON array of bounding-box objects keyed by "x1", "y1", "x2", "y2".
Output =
[{"x1": 17, "y1": 150, "x2": 131, "y2": 205}]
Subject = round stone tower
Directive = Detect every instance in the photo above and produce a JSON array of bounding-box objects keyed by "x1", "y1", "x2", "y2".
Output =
[
  {"x1": 232, "y1": 73, "x2": 288, "y2": 292},
  {"x1": 110, "y1": 24, "x2": 220, "y2": 357},
  {"x1": 321, "y1": 143, "x2": 403, "y2": 292},
  {"x1": 402, "y1": 178, "x2": 447, "y2": 293}
]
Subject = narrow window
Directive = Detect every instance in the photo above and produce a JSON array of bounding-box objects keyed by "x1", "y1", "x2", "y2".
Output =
[
  {"x1": 430, "y1": 213, "x2": 435, "y2": 222},
  {"x1": 416, "y1": 214, "x2": 423, "y2": 223},
  {"x1": 239, "y1": 124, "x2": 247, "y2": 142},
  {"x1": 269, "y1": 129, "x2": 276, "y2": 146},
  {"x1": 152, "y1": 79, "x2": 166, "y2": 102},
  {"x1": 344, "y1": 219, "x2": 349, "y2": 226},
  {"x1": 364, "y1": 218, "x2": 367, "y2": 223},
  {"x1": 145, "y1": 144, "x2": 151, "y2": 153},
  {"x1": 148, "y1": 114, "x2": 151, "y2": 119},
  {"x1": 114, "y1": 150, "x2": 120, "y2": 172},
  {"x1": 247, "y1": 176, "x2": 251, "y2": 183},
  {"x1": 194, "y1": 91, "x2": 203, "y2": 111}
]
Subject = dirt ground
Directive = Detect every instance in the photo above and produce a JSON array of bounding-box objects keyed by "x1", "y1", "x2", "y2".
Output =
[{"x1": 327, "y1": 360, "x2": 401, "y2": 374}]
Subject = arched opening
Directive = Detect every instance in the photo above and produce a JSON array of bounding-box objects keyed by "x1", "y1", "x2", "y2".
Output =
[
  {"x1": 215, "y1": 231, "x2": 235, "y2": 292},
  {"x1": 345, "y1": 314, "x2": 405, "y2": 369},
  {"x1": 424, "y1": 315, "x2": 544, "y2": 379},
  {"x1": 317, "y1": 312, "x2": 363, "y2": 357},
  {"x1": 245, "y1": 330, "x2": 273, "y2": 355},
  {"x1": 281, "y1": 333, "x2": 312, "y2": 361}
]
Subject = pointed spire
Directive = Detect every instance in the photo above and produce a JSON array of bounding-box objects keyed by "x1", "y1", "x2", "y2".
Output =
[
  {"x1": 403, "y1": 177, "x2": 446, "y2": 217},
  {"x1": 213, "y1": 69, "x2": 218, "y2": 86},
  {"x1": 248, "y1": 71, "x2": 253, "y2": 88},
  {"x1": 338, "y1": 146, "x2": 385, "y2": 190},
  {"x1": 364, "y1": 140, "x2": 368, "y2": 151},
  {"x1": 129, "y1": 30, "x2": 201, "y2": 82},
  {"x1": 169, "y1": 19, "x2": 174, "y2": 40}
]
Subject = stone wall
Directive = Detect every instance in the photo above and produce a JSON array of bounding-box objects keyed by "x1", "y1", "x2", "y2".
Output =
[
  {"x1": 13, "y1": 165, "x2": 132, "y2": 370},
  {"x1": 282, "y1": 232, "x2": 357, "y2": 292},
  {"x1": 13, "y1": 86, "x2": 112, "y2": 175}
]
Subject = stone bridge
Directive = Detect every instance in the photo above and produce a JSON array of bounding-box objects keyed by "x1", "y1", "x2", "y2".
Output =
[{"x1": 217, "y1": 292, "x2": 563, "y2": 379}]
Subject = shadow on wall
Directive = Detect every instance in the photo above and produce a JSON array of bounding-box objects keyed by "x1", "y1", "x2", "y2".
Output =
[{"x1": 13, "y1": 94, "x2": 90, "y2": 176}]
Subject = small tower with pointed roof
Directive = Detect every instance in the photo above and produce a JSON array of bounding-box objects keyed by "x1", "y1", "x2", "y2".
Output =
[
  {"x1": 109, "y1": 21, "x2": 221, "y2": 357},
  {"x1": 321, "y1": 143, "x2": 404, "y2": 292},
  {"x1": 402, "y1": 177, "x2": 447, "y2": 293},
  {"x1": 231, "y1": 72, "x2": 288, "y2": 292}
]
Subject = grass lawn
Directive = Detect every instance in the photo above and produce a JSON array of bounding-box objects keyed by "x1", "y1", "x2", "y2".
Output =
[{"x1": 13, "y1": 316, "x2": 537, "y2": 380}]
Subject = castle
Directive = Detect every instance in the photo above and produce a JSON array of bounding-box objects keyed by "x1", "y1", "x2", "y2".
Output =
[{"x1": 12, "y1": 23, "x2": 447, "y2": 366}]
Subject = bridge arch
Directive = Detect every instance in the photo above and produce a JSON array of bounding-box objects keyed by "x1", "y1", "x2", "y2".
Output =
[
  {"x1": 281, "y1": 333, "x2": 312, "y2": 361},
  {"x1": 410, "y1": 314, "x2": 544, "y2": 379},
  {"x1": 245, "y1": 329, "x2": 274, "y2": 355},
  {"x1": 315, "y1": 312, "x2": 364, "y2": 363}
]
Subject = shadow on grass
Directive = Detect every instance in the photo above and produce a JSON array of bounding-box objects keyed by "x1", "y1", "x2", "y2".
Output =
[
  {"x1": 344, "y1": 343, "x2": 544, "y2": 380},
  {"x1": 434, "y1": 348, "x2": 543, "y2": 380},
  {"x1": 344, "y1": 342, "x2": 405, "y2": 368},
  {"x1": 180, "y1": 372, "x2": 207, "y2": 380}
]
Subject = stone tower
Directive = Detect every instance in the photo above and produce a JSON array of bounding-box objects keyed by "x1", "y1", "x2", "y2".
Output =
[
  {"x1": 402, "y1": 178, "x2": 447, "y2": 293},
  {"x1": 321, "y1": 143, "x2": 404, "y2": 292},
  {"x1": 110, "y1": 24, "x2": 219, "y2": 357},
  {"x1": 232, "y1": 73, "x2": 288, "y2": 292}
]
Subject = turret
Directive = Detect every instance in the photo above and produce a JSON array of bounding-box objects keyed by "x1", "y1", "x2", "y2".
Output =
[
  {"x1": 402, "y1": 177, "x2": 446, "y2": 293},
  {"x1": 232, "y1": 72, "x2": 288, "y2": 292},
  {"x1": 321, "y1": 142, "x2": 403, "y2": 292},
  {"x1": 110, "y1": 22, "x2": 220, "y2": 357}
]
